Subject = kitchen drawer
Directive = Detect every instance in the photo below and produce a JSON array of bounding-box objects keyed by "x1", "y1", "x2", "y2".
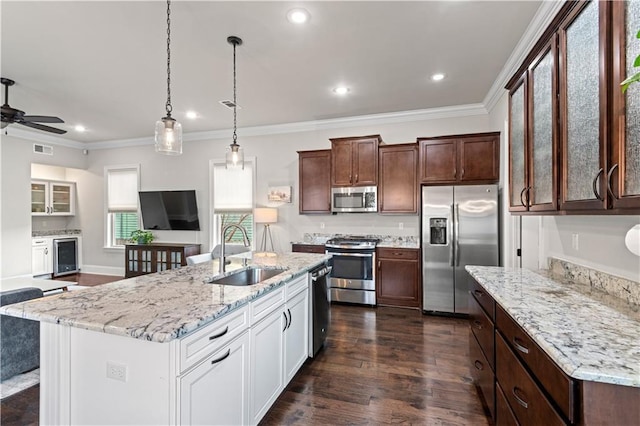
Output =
[
  {"x1": 496, "y1": 304, "x2": 575, "y2": 423},
  {"x1": 377, "y1": 247, "x2": 419, "y2": 260},
  {"x1": 291, "y1": 244, "x2": 325, "y2": 254},
  {"x1": 179, "y1": 304, "x2": 249, "y2": 372},
  {"x1": 250, "y1": 287, "x2": 285, "y2": 324},
  {"x1": 470, "y1": 332, "x2": 495, "y2": 420},
  {"x1": 496, "y1": 382, "x2": 520, "y2": 426},
  {"x1": 286, "y1": 274, "x2": 308, "y2": 299},
  {"x1": 469, "y1": 292, "x2": 495, "y2": 371},
  {"x1": 470, "y1": 278, "x2": 495, "y2": 321},
  {"x1": 496, "y1": 333, "x2": 565, "y2": 426}
]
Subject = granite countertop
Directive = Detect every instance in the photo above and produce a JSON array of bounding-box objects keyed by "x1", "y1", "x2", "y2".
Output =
[
  {"x1": 32, "y1": 229, "x2": 82, "y2": 237},
  {"x1": 466, "y1": 266, "x2": 640, "y2": 388},
  {"x1": 0, "y1": 252, "x2": 330, "y2": 344}
]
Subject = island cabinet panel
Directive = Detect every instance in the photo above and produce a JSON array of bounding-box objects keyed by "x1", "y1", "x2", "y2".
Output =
[
  {"x1": 469, "y1": 294, "x2": 495, "y2": 371},
  {"x1": 291, "y1": 243, "x2": 325, "y2": 254},
  {"x1": 298, "y1": 150, "x2": 331, "y2": 214},
  {"x1": 496, "y1": 382, "x2": 519, "y2": 426},
  {"x1": 418, "y1": 132, "x2": 500, "y2": 185},
  {"x1": 283, "y1": 283, "x2": 310, "y2": 383},
  {"x1": 376, "y1": 248, "x2": 420, "y2": 308},
  {"x1": 125, "y1": 243, "x2": 201, "y2": 278},
  {"x1": 330, "y1": 135, "x2": 381, "y2": 187},
  {"x1": 378, "y1": 143, "x2": 418, "y2": 214},
  {"x1": 179, "y1": 331, "x2": 250, "y2": 426}
]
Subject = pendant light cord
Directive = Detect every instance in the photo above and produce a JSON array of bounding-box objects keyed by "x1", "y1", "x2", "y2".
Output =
[
  {"x1": 165, "y1": 0, "x2": 172, "y2": 117},
  {"x1": 232, "y1": 39, "x2": 238, "y2": 145}
]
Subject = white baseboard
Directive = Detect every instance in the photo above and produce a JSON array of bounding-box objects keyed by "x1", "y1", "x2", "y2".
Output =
[{"x1": 80, "y1": 265, "x2": 124, "y2": 276}]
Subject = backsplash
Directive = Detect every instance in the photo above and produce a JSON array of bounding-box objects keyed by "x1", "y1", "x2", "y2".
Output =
[{"x1": 548, "y1": 257, "x2": 640, "y2": 306}]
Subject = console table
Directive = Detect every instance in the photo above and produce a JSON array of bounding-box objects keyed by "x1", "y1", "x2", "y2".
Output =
[{"x1": 125, "y1": 243, "x2": 201, "y2": 278}]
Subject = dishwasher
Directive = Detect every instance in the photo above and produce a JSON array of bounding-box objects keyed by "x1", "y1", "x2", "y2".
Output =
[{"x1": 308, "y1": 263, "x2": 332, "y2": 357}]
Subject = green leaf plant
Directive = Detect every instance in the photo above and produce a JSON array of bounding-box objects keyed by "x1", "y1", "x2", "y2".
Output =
[{"x1": 621, "y1": 29, "x2": 640, "y2": 92}]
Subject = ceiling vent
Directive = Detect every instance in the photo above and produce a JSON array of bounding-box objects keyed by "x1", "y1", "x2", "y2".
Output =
[
  {"x1": 219, "y1": 100, "x2": 241, "y2": 109},
  {"x1": 33, "y1": 143, "x2": 53, "y2": 155}
]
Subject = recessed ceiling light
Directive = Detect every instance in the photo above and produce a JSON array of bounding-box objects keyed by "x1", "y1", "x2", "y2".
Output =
[
  {"x1": 431, "y1": 73, "x2": 445, "y2": 82},
  {"x1": 74, "y1": 125, "x2": 86, "y2": 132},
  {"x1": 287, "y1": 8, "x2": 310, "y2": 24},
  {"x1": 186, "y1": 111, "x2": 198, "y2": 119},
  {"x1": 333, "y1": 86, "x2": 350, "y2": 95}
]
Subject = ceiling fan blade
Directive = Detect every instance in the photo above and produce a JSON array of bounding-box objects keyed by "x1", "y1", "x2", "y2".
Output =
[
  {"x1": 19, "y1": 121, "x2": 67, "y2": 134},
  {"x1": 22, "y1": 115, "x2": 64, "y2": 124}
]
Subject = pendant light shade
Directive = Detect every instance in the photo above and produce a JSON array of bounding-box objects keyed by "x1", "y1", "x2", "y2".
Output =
[
  {"x1": 226, "y1": 36, "x2": 244, "y2": 169},
  {"x1": 155, "y1": 0, "x2": 183, "y2": 155}
]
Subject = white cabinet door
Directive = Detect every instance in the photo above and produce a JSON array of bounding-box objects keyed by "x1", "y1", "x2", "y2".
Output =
[
  {"x1": 31, "y1": 180, "x2": 76, "y2": 216},
  {"x1": 249, "y1": 304, "x2": 286, "y2": 425},
  {"x1": 180, "y1": 331, "x2": 250, "y2": 426},
  {"x1": 32, "y1": 239, "x2": 52, "y2": 276},
  {"x1": 284, "y1": 287, "x2": 309, "y2": 383}
]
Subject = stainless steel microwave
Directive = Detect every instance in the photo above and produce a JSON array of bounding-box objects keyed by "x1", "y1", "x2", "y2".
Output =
[{"x1": 331, "y1": 186, "x2": 377, "y2": 213}]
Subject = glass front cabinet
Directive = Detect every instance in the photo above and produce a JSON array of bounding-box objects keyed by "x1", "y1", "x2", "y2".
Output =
[
  {"x1": 507, "y1": 0, "x2": 640, "y2": 214},
  {"x1": 31, "y1": 180, "x2": 76, "y2": 216}
]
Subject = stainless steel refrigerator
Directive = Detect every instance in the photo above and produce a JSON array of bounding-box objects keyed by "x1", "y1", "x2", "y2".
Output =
[{"x1": 422, "y1": 184, "x2": 499, "y2": 314}]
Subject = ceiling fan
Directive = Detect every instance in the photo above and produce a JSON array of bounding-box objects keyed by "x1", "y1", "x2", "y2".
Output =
[{"x1": 1, "y1": 77, "x2": 67, "y2": 134}]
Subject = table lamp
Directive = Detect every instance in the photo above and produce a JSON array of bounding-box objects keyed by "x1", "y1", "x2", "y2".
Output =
[{"x1": 254, "y1": 207, "x2": 278, "y2": 252}]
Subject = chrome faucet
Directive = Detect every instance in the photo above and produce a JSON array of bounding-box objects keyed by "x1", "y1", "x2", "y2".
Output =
[{"x1": 219, "y1": 224, "x2": 250, "y2": 274}]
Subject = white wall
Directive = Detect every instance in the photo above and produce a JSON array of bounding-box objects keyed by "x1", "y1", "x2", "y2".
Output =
[{"x1": 0, "y1": 134, "x2": 86, "y2": 278}]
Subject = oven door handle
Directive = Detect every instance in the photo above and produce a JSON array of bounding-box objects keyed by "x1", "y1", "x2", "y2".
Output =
[{"x1": 326, "y1": 252, "x2": 373, "y2": 258}]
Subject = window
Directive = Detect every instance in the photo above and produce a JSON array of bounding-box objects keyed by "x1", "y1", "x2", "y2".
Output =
[
  {"x1": 105, "y1": 165, "x2": 140, "y2": 248},
  {"x1": 210, "y1": 158, "x2": 255, "y2": 249}
]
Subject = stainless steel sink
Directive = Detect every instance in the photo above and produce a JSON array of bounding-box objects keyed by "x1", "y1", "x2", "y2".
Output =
[{"x1": 207, "y1": 267, "x2": 287, "y2": 286}]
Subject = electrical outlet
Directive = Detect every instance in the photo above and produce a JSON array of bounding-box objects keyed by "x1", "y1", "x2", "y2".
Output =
[
  {"x1": 106, "y1": 362, "x2": 127, "y2": 382},
  {"x1": 42, "y1": 221, "x2": 47, "y2": 228},
  {"x1": 398, "y1": 222, "x2": 403, "y2": 230},
  {"x1": 572, "y1": 233, "x2": 579, "y2": 251},
  {"x1": 320, "y1": 222, "x2": 325, "y2": 229}
]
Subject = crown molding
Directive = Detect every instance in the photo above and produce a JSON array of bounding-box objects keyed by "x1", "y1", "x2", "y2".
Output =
[
  {"x1": 73, "y1": 103, "x2": 489, "y2": 150},
  {"x1": 484, "y1": 0, "x2": 565, "y2": 113}
]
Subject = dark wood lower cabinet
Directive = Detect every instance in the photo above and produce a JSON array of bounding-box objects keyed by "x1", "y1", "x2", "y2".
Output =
[
  {"x1": 125, "y1": 243, "x2": 201, "y2": 278},
  {"x1": 496, "y1": 382, "x2": 520, "y2": 426},
  {"x1": 376, "y1": 248, "x2": 420, "y2": 308},
  {"x1": 291, "y1": 243, "x2": 325, "y2": 254},
  {"x1": 470, "y1": 332, "x2": 496, "y2": 421}
]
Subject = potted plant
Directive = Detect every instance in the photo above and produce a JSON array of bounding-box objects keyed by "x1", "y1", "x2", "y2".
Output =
[
  {"x1": 621, "y1": 29, "x2": 640, "y2": 92},
  {"x1": 130, "y1": 230, "x2": 154, "y2": 245}
]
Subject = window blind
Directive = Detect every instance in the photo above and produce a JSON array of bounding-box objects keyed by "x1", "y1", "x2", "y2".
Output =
[
  {"x1": 213, "y1": 163, "x2": 253, "y2": 211},
  {"x1": 107, "y1": 168, "x2": 138, "y2": 212}
]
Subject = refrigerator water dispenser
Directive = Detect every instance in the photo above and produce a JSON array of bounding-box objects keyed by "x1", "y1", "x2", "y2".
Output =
[{"x1": 429, "y1": 218, "x2": 447, "y2": 245}]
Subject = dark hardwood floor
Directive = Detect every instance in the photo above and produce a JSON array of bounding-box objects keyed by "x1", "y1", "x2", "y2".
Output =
[
  {"x1": 54, "y1": 272, "x2": 124, "y2": 287},
  {"x1": 261, "y1": 305, "x2": 489, "y2": 425},
  {"x1": 1, "y1": 279, "x2": 488, "y2": 425}
]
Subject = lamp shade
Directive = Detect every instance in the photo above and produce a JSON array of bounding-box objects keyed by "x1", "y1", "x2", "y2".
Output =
[{"x1": 254, "y1": 208, "x2": 278, "y2": 224}]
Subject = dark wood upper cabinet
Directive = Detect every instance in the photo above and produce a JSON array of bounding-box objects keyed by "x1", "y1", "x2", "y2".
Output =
[
  {"x1": 298, "y1": 149, "x2": 331, "y2": 214},
  {"x1": 378, "y1": 143, "x2": 418, "y2": 214},
  {"x1": 330, "y1": 135, "x2": 381, "y2": 186},
  {"x1": 507, "y1": 0, "x2": 639, "y2": 214},
  {"x1": 418, "y1": 132, "x2": 500, "y2": 185}
]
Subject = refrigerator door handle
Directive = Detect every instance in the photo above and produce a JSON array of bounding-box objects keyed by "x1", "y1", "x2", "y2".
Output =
[
  {"x1": 449, "y1": 204, "x2": 455, "y2": 267},
  {"x1": 454, "y1": 203, "x2": 460, "y2": 266}
]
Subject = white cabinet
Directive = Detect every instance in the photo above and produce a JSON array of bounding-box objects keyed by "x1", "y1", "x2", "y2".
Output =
[
  {"x1": 249, "y1": 274, "x2": 310, "y2": 424},
  {"x1": 284, "y1": 281, "x2": 309, "y2": 383},
  {"x1": 32, "y1": 238, "x2": 53, "y2": 276},
  {"x1": 179, "y1": 331, "x2": 250, "y2": 426},
  {"x1": 31, "y1": 180, "x2": 76, "y2": 216}
]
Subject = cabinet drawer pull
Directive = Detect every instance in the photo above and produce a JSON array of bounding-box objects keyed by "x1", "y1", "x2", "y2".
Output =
[
  {"x1": 208, "y1": 326, "x2": 229, "y2": 341},
  {"x1": 592, "y1": 168, "x2": 604, "y2": 201},
  {"x1": 512, "y1": 387, "x2": 529, "y2": 409},
  {"x1": 474, "y1": 360, "x2": 484, "y2": 371},
  {"x1": 513, "y1": 336, "x2": 530, "y2": 354},
  {"x1": 286, "y1": 308, "x2": 292, "y2": 330},
  {"x1": 210, "y1": 348, "x2": 231, "y2": 365},
  {"x1": 355, "y1": 173, "x2": 358, "y2": 183},
  {"x1": 473, "y1": 320, "x2": 483, "y2": 330},
  {"x1": 473, "y1": 290, "x2": 484, "y2": 298},
  {"x1": 606, "y1": 163, "x2": 619, "y2": 200},
  {"x1": 283, "y1": 312, "x2": 288, "y2": 332}
]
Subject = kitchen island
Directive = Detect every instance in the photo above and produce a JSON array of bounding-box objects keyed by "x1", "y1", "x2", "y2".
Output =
[
  {"x1": 0, "y1": 252, "x2": 330, "y2": 425},
  {"x1": 466, "y1": 265, "x2": 639, "y2": 424}
]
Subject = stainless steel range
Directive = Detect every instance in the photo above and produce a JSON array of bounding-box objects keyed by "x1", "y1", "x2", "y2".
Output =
[{"x1": 325, "y1": 236, "x2": 379, "y2": 305}]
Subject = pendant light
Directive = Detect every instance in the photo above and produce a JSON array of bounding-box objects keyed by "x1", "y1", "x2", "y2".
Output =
[
  {"x1": 226, "y1": 36, "x2": 244, "y2": 169},
  {"x1": 154, "y1": 0, "x2": 182, "y2": 155}
]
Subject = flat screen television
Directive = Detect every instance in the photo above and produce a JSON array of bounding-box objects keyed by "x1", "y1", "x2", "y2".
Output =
[{"x1": 139, "y1": 190, "x2": 200, "y2": 231}]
